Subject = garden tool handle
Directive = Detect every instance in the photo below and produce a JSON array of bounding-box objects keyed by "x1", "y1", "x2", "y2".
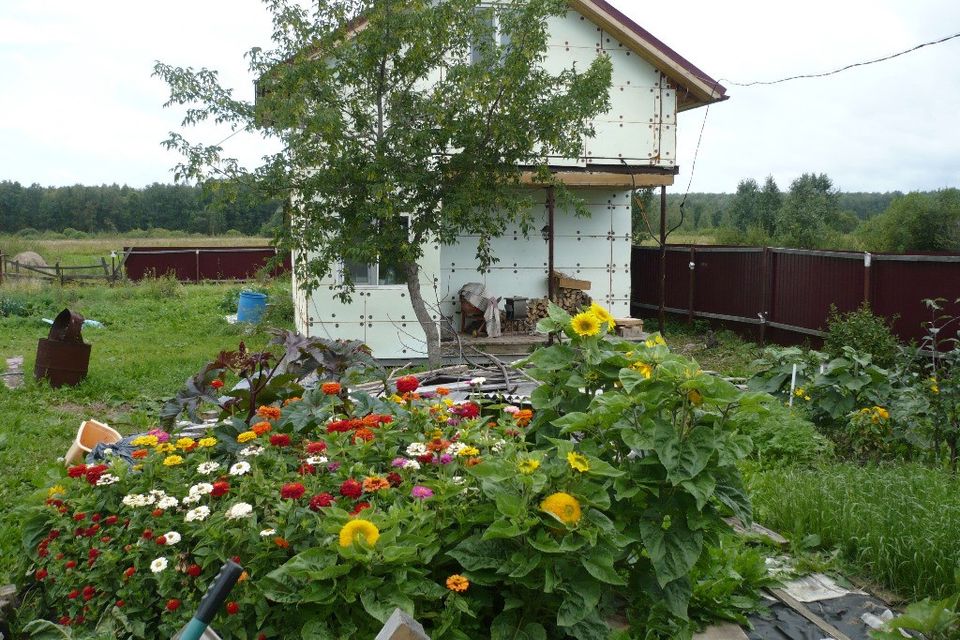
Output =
[{"x1": 176, "y1": 560, "x2": 244, "y2": 640}]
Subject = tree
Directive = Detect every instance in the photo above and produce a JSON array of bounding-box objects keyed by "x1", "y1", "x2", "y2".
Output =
[
  {"x1": 727, "y1": 178, "x2": 760, "y2": 233},
  {"x1": 776, "y1": 172, "x2": 841, "y2": 248},
  {"x1": 155, "y1": 0, "x2": 613, "y2": 366},
  {"x1": 859, "y1": 189, "x2": 960, "y2": 253},
  {"x1": 757, "y1": 175, "x2": 782, "y2": 237}
]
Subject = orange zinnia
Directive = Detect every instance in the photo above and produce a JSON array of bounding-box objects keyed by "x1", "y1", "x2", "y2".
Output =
[
  {"x1": 436, "y1": 387, "x2": 450, "y2": 396},
  {"x1": 321, "y1": 382, "x2": 341, "y2": 396},
  {"x1": 446, "y1": 575, "x2": 469, "y2": 592},
  {"x1": 362, "y1": 476, "x2": 390, "y2": 493},
  {"x1": 427, "y1": 438, "x2": 450, "y2": 453},
  {"x1": 251, "y1": 421, "x2": 272, "y2": 436},
  {"x1": 352, "y1": 428, "x2": 375, "y2": 443},
  {"x1": 131, "y1": 449, "x2": 149, "y2": 459},
  {"x1": 514, "y1": 409, "x2": 534, "y2": 427},
  {"x1": 273, "y1": 537, "x2": 290, "y2": 549},
  {"x1": 257, "y1": 405, "x2": 282, "y2": 420}
]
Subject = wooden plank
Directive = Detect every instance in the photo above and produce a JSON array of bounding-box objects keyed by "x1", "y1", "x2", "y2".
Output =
[
  {"x1": 769, "y1": 588, "x2": 854, "y2": 640},
  {"x1": 551, "y1": 272, "x2": 591, "y2": 291},
  {"x1": 520, "y1": 171, "x2": 675, "y2": 188},
  {"x1": 693, "y1": 623, "x2": 749, "y2": 640}
]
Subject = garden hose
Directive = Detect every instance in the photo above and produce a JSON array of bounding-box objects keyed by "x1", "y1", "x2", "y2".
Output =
[{"x1": 174, "y1": 560, "x2": 244, "y2": 640}]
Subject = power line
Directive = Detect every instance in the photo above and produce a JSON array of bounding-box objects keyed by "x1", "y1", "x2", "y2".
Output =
[{"x1": 722, "y1": 30, "x2": 960, "y2": 87}]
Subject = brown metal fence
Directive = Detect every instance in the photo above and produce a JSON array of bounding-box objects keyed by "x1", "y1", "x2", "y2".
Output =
[
  {"x1": 123, "y1": 246, "x2": 290, "y2": 283},
  {"x1": 632, "y1": 245, "x2": 960, "y2": 344}
]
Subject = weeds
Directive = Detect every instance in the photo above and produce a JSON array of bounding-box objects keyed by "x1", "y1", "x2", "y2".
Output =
[{"x1": 749, "y1": 463, "x2": 960, "y2": 600}]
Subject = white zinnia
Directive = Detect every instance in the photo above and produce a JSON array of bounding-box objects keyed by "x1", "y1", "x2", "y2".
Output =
[
  {"x1": 225, "y1": 502, "x2": 253, "y2": 520},
  {"x1": 259, "y1": 528, "x2": 277, "y2": 537},
  {"x1": 182, "y1": 494, "x2": 201, "y2": 505},
  {"x1": 189, "y1": 482, "x2": 214, "y2": 496},
  {"x1": 96, "y1": 473, "x2": 119, "y2": 486},
  {"x1": 157, "y1": 496, "x2": 179, "y2": 510},
  {"x1": 196, "y1": 462, "x2": 220, "y2": 475},
  {"x1": 406, "y1": 442, "x2": 428, "y2": 457},
  {"x1": 150, "y1": 557, "x2": 168, "y2": 573},
  {"x1": 239, "y1": 445, "x2": 264, "y2": 457},
  {"x1": 402, "y1": 459, "x2": 421, "y2": 470},
  {"x1": 184, "y1": 506, "x2": 211, "y2": 522},
  {"x1": 469, "y1": 377, "x2": 486, "y2": 385},
  {"x1": 122, "y1": 493, "x2": 148, "y2": 507},
  {"x1": 229, "y1": 462, "x2": 251, "y2": 476},
  {"x1": 163, "y1": 531, "x2": 181, "y2": 545},
  {"x1": 446, "y1": 442, "x2": 466, "y2": 456},
  {"x1": 305, "y1": 456, "x2": 328, "y2": 465}
]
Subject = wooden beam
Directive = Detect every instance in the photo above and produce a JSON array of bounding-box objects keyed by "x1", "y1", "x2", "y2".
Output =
[{"x1": 521, "y1": 171, "x2": 674, "y2": 188}]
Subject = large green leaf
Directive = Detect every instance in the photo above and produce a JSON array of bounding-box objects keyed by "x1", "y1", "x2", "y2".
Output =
[
  {"x1": 447, "y1": 536, "x2": 508, "y2": 570},
  {"x1": 580, "y1": 547, "x2": 627, "y2": 586},
  {"x1": 557, "y1": 576, "x2": 601, "y2": 626},
  {"x1": 638, "y1": 510, "x2": 704, "y2": 587}
]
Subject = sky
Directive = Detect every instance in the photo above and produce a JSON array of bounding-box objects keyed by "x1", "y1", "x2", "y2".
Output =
[{"x1": 1, "y1": 0, "x2": 958, "y2": 193}]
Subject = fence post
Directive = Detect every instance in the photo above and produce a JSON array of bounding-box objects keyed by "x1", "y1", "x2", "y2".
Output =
[
  {"x1": 196, "y1": 249, "x2": 201, "y2": 283},
  {"x1": 687, "y1": 247, "x2": 696, "y2": 324},
  {"x1": 759, "y1": 247, "x2": 773, "y2": 345},
  {"x1": 863, "y1": 252, "x2": 872, "y2": 305},
  {"x1": 0, "y1": 252, "x2": 4, "y2": 286},
  {"x1": 56, "y1": 261, "x2": 63, "y2": 286}
]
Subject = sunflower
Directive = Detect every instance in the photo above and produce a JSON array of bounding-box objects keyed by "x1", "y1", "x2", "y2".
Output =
[
  {"x1": 589, "y1": 303, "x2": 615, "y2": 330},
  {"x1": 566, "y1": 452, "x2": 590, "y2": 473},
  {"x1": 518, "y1": 458, "x2": 540, "y2": 474},
  {"x1": 338, "y1": 519, "x2": 380, "y2": 548},
  {"x1": 631, "y1": 362, "x2": 653, "y2": 379},
  {"x1": 571, "y1": 312, "x2": 602, "y2": 337},
  {"x1": 540, "y1": 492, "x2": 582, "y2": 525}
]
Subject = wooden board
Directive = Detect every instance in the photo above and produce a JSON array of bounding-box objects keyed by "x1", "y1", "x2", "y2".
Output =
[{"x1": 551, "y1": 272, "x2": 591, "y2": 291}]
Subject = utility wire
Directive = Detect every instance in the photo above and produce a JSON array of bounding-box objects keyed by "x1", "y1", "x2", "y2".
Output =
[{"x1": 722, "y1": 30, "x2": 960, "y2": 87}]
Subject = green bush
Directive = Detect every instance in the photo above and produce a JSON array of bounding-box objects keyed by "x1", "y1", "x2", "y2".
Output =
[
  {"x1": 823, "y1": 303, "x2": 899, "y2": 368},
  {"x1": 61, "y1": 228, "x2": 89, "y2": 240},
  {"x1": 736, "y1": 402, "x2": 833, "y2": 468}
]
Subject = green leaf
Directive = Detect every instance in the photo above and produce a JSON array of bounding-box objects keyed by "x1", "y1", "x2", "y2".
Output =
[
  {"x1": 680, "y1": 472, "x2": 716, "y2": 510},
  {"x1": 619, "y1": 368, "x2": 650, "y2": 393},
  {"x1": 580, "y1": 548, "x2": 627, "y2": 586},
  {"x1": 582, "y1": 453, "x2": 625, "y2": 477},
  {"x1": 557, "y1": 578, "x2": 601, "y2": 626},
  {"x1": 528, "y1": 344, "x2": 577, "y2": 371},
  {"x1": 483, "y1": 517, "x2": 523, "y2": 540},
  {"x1": 638, "y1": 510, "x2": 704, "y2": 587},
  {"x1": 448, "y1": 536, "x2": 508, "y2": 570},
  {"x1": 714, "y1": 471, "x2": 753, "y2": 525}
]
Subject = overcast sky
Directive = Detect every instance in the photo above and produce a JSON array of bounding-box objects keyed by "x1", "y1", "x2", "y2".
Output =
[{"x1": 1, "y1": 0, "x2": 958, "y2": 193}]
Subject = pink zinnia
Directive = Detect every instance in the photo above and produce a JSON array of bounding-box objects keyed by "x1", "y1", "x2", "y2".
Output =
[
  {"x1": 411, "y1": 485, "x2": 433, "y2": 500},
  {"x1": 148, "y1": 429, "x2": 170, "y2": 443}
]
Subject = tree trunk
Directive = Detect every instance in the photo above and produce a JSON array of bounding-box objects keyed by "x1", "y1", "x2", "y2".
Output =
[{"x1": 402, "y1": 259, "x2": 442, "y2": 369}]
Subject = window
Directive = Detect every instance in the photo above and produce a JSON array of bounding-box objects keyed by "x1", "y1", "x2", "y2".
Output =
[
  {"x1": 342, "y1": 217, "x2": 408, "y2": 286},
  {"x1": 470, "y1": 6, "x2": 511, "y2": 65}
]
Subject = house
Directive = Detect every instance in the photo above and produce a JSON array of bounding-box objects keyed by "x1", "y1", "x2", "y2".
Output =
[{"x1": 292, "y1": 0, "x2": 726, "y2": 359}]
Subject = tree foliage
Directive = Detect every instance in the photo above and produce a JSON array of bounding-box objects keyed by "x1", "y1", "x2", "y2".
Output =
[
  {"x1": 154, "y1": 0, "x2": 613, "y2": 365},
  {"x1": 859, "y1": 189, "x2": 960, "y2": 253}
]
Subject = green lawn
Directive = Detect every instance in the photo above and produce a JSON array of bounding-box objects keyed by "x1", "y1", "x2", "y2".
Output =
[{"x1": 0, "y1": 279, "x2": 293, "y2": 582}]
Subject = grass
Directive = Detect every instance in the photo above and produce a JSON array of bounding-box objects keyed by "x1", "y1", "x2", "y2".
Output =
[
  {"x1": 748, "y1": 462, "x2": 960, "y2": 601},
  {"x1": 641, "y1": 318, "x2": 763, "y2": 378},
  {"x1": 0, "y1": 277, "x2": 293, "y2": 582},
  {"x1": 0, "y1": 233, "x2": 272, "y2": 267}
]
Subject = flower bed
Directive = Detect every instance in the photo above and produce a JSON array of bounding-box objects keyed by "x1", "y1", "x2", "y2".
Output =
[{"x1": 15, "y1": 305, "x2": 771, "y2": 639}]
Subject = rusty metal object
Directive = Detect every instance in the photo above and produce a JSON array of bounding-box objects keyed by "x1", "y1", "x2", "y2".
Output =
[{"x1": 35, "y1": 309, "x2": 91, "y2": 388}]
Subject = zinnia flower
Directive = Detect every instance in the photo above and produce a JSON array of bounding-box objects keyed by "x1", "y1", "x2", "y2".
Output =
[
  {"x1": 229, "y1": 462, "x2": 251, "y2": 476},
  {"x1": 514, "y1": 409, "x2": 533, "y2": 427},
  {"x1": 566, "y1": 452, "x2": 590, "y2": 473},
  {"x1": 165, "y1": 599, "x2": 181, "y2": 612},
  {"x1": 305, "y1": 441, "x2": 327, "y2": 454},
  {"x1": 226, "y1": 601, "x2": 239, "y2": 615},
  {"x1": 406, "y1": 442, "x2": 428, "y2": 457},
  {"x1": 541, "y1": 492, "x2": 582, "y2": 525},
  {"x1": 210, "y1": 379, "x2": 224, "y2": 389},
  {"x1": 362, "y1": 476, "x2": 390, "y2": 493},
  {"x1": 457, "y1": 446, "x2": 480, "y2": 457},
  {"x1": 339, "y1": 479, "x2": 363, "y2": 498},
  {"x1": 196, "y1": 462, "x2": 220, "y2": 475},
  {"x1": 259, "y1": 528, "x2": 277, "y2": 537},
  {"x1": 589, "y1": 302, "x2": 616, "y2": 329},
  {"x1": 257, "y1": 405, "x2": 282, "y2": 420},
  {"x1": 239, "y1": 445, "x2": 264, "y2": 457},
  {"x1": 197, "y1": 437, "x2": 217, "y2": 448},
  {"x1": 338, "y1": 519, "x2": 380, "y2": 548},
  {"x1": 280, "y1": 482, "x2": 306, "y2": 500},
  {"x1": 446, "y1": 574, "x2": 469, "y2": 592},
  {"x1": 411, "y1": 485, "x2": 433, "y2": 500},
  {"x1": 396, "y1": 375, "x2": 419, "y2": 393},
  {"x1": 321, "y1": 382, "x2": 341, "y2": 395},
  {"x1": 184, "y1": 506, "x2": 211, "y2": 522},
  {"x1": 251, "y1": 422, "x2": 272, "y2": 436},
  {"x1": 237, "y1": 431, "x2": 257, "y2": 443},
  {"x1": 309, "y1": 493, "x2": 335, "y2": 511},
  {"x1": 352, "y1": 428, "x2": 375, "y2": 443},
  {"x1": 132, "y1": 449, "x2": 149, "y2": 459},
  {"x1": 224, "y1": 502, "x2": 254, "y2": 519},
  {"x1": 176, "y1": 437, "x2": 195, "y2": 450},
  {"x1": 162, "y1": 531, "x2": 181, "y2": 545},
  {"x1": 211, "y1": 481, "x2": 230, "y2": 497},
  {"x1": 162, "y1": 455, "x2": 183, "y2": 467},
  {"x1": 150, "y1": 557, "x2": 168, "y2": 573},
  {"x1": 571, "y1": 311, "x2": 602, "y2": 337},
  {"x1": 270, "y1": 433, "x2": 292, "y2": 447},
  {"x1": 436, "y1": 387, "x2": 450, "y2": 396}
]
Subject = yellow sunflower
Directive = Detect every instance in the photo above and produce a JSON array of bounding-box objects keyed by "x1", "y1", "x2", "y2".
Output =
[
  {"x1": 631, "y1": 362, "x2": 653, "y2": 379},
  {"x1": 540, "y1": 492, "x2": 582, "y2": 525},
  {"x1": 589, "y1": 303, "x2": 615, "y2": 330},
  {"x1": 571, "y1": 312, "x2": 602, "y2": 337},
  {"x1": 338, "y1": 519, "x2": 380, "y2": 548},
  {"x1": 566, "y1": 451, "x2": 590, "y2": 473},
  {"x1": 518, "y1": 458, "x2": 540, "y2": 474}
]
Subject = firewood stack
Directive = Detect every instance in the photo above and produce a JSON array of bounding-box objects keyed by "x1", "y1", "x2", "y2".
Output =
[{"x1": 526, "y1": 288, "x2": 593, "y2": 325}]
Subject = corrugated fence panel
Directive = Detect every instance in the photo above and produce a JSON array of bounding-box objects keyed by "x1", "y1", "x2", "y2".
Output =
[
  {"x1": 123, "y1": 247, "x2": 290, "y2": 282},
  {"x1": 692, "y1": 248, "x2": 764, "y2": 320},
  {"x1": 871, "y1": 257, "x2": 960, "y2": 343},
  {"x1": 771, "y1": 250, "x2": 864, "y2": 333},
  {"x1": 631, "y1": 247, "x2": 690, "y2": 312}
]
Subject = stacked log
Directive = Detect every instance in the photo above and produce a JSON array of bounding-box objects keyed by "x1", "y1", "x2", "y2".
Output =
[{"x1": 526, "y1": 289, "x2": 593, "y2": 325}]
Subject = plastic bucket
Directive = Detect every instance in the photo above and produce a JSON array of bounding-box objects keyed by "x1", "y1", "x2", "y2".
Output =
[
  {"x1": 64, "y1": 419, "x2": 122, "y2": 465},
  {"x1": 237, "y1": 291, "x2": 267, "y2": 323}
]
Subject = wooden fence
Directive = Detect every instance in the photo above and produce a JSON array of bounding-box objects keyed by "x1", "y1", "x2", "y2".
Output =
[
  {"x1": 632, "y1": 245, "x2": 960, "y2": 345},
  {"x1": 0, "y1": 253, "x2": 124, "y2": 285}
]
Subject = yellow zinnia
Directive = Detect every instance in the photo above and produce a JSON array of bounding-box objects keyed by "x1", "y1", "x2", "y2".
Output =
[
  {"x1": 566, "y1": 452, "x2": 590, "y2": 473},
  {"x1": 457, "y1": 446, "x2": 480, "y2": 457},
  {"x1": 518, "y1": 458, "x2": 540, "y2": 474},
  {"x1": 571, "y1": 311, "x2": 602, "y2": 337},
  {"x1": 541, "y1": 492, "x2": 582, "y2": 525},
  {"x1": 176, "y1": 437, "x2": 195, "y2": 450},
  {"x1": 197, "y1": 437, "x2": 217, "y2": 448},
  {"x1": 155, "y1": 443, "x2": 176, "y2": 453},
  {"x1": 131, "y1": 435, "x2": 158, "y2": 447},
  {"x1": 47, "y1": 485, "x2": 66, "y2": 498},
  {"x1": 338, "y1": 519, "x2": 380, "y2": 548},
  {"x1": 162, "y1": 455, "x2": 183, "y2": 467},
  {"x1": 589, "y1": 303, "x2": 615, "y2": 330},
  {"x1": 237, "y1": 431, "x2": 257, "y2": 443}
]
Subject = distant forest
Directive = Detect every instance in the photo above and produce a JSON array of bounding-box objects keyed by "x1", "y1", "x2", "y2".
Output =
[
  {"x1": 1, "y1": 175, "x2": 957, "y2": 253},
  {"x1": 0, "y1": 181, "x2": 282, "y2": 237}
]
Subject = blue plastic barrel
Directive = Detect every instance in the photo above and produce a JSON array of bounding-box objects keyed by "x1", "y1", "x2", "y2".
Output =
[{"x1": 237, "y1": 291, "x2": 267, "y2": 323}]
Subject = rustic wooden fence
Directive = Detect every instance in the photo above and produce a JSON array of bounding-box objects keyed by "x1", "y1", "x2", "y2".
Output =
[
  {"x1": 0, "y1": 252, "x2": 124, "y2": 285},
  {"x1": 632, "y1": 245, "x2": 960, "y2": 345}
]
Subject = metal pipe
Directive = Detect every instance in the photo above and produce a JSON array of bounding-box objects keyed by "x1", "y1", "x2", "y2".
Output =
[
  {"x1": 658, "y1": 185, "x2": 667, "y2": 333},
  {"x1": 547, "y1": 185, "x2": 556, "y2": 303}
]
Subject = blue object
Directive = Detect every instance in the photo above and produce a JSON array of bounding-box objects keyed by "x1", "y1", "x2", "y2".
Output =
[{"x1": 236, "y1": 291, "x2": 267, "y2": 323}]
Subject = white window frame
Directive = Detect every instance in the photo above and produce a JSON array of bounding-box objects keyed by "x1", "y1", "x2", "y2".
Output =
[{"x1": 341, "y1": 216, "x2": 410, "y2": 289}]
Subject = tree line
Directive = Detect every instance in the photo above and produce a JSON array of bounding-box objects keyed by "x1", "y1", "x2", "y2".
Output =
[
  {"x1": 0, "y1": 180, "x2": 282, "y2": 236},
  {"x1": 634, "y1": 174, "x2": 960, "y2": 253}
]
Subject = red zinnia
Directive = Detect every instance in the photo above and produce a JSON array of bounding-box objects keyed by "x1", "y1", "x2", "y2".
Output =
[
  {"x1": 104, "y1": 515, "x2": 118, "y2": 526},
  {"x1": 116, "y1": 600, "x2": 125, "y2": 608},
  {"x1": 321, "y1": 381, "x2": 341, "y2": 395},
  {"x1": 269, "y1": 433, "x2": 291, "y2": 447},
  {"x1": 152, "y1": 508, "x2": 164, "y2": 518},
  {"x1": 123, "y1": 566, "x2": 136, "y2": 580},
  {"x1": 386, "y1": 472, "x2": 403, "y2": 487},
  {"x1": 35, "y1": 568, "x2": 48, "y2": 580},
  {"x1": 309, "y1": 493, "x2": 335, "y2": 511},
  {"x1": 166, "y1": 599, "x2": 181, "y2": 612},
  {"x1": 226, "y1": 601, "x2": 240, "y2": 615},
  {"x1": 142, "y1": 529, "x2": 153, "y2": 540},
  {"x1": 67, "y1": 464, "x2": 87, "y2": 478},
  {"x1": 211, "y1": 379, "x2": 224, "y2": 389},
  {"x1": 211, "y1": 481, "x2": 230, "y2": 497},
  {"x1": 88, "y1": 548, "x2": 100, "y2": 560},
  {"x1": 350, "y1": 502, "x2": 371, "y2": 516},
  {"x1": 91, "y1": 514, "x2": 102, "y2": 523},
  {"x1": 339, "y1": 479, "x2": 362, "y2": 498},
  {"x1": 305, "y1": 441, "x2": 327, "y2": 453},
  {"x1": 396, "y1": 375, "x2": 419, "y2": 393},
  {"x1": 132, "y1": 449, "x2": 149, "y2": 459},
  {"x1": 58, "y1": 616, "x2": 70, "y2": 625},
  {"x1": 273, "y1": 536, "x2": 290, "y2": 549},
  {"x1": 73, "y1": 512, "x2": 87, "y2": 522},
  {"x1": 298, "y1": 463, "x2": 316, "y2": 475},
  {"x1": 326, "y1": 419, "x2": 352, "y2": 433},
  {"x1": 85, "y1": 464, "x2": 109, "y2": 485},
  {"x1": 65, "y1": 560, "x2": 77, "y2": 569},
  {"x1": 48, "y1": 530, "x2": 61, "y2": 540},
  {"x1": 68, "y1": 589, "x2": 80, "y2": 600},
  {"x1": 186, "y1": 564, "x2": 202, "y2": 578},
  {"x1": 280, "y1": 482, "x2": 306, "y2": 500}
]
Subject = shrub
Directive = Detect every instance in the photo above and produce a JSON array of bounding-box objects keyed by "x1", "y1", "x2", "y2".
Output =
[
  {"x1": 61, "y1": 228, "x2": 89, "y2": 240},
  {"x1": 16, "y1": 227, "x2": 40, "y2": 237},
  {"x1": 736, "y1": 402, "x2": 832, "y2": 468},
  {"x1": 823, "y1": 303, "x2": 898, "y2": 368},
  {"x1": 138, "y1": 271, "x2": 185, "y2": 301}
]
